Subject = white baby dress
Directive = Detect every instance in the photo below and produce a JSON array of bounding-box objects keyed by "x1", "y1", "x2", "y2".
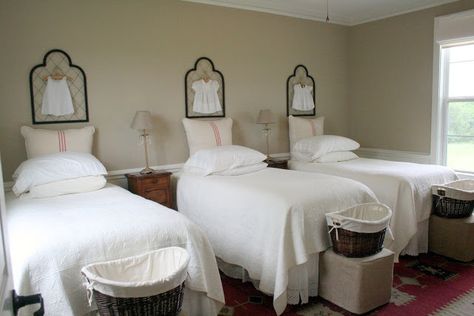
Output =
[
  {"x1": 41, "y1": 77, "x2": 74, "y2": 116},
  {"x1": 292, "y1": 84, "x2": 314, "y2": 111},
  {"x1": 192, "y1": 79, "x2": 222, "y2": 114}
]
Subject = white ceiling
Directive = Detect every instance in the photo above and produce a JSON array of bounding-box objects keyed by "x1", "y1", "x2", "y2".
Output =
[{"x1": 183, "y1": 0, "x2": 459, "y2": 25}]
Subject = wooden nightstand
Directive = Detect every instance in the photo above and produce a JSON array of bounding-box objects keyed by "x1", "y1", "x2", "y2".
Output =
[
  {"x1": 126, "y1": 171, "x2": 173, "y2": 208},
  {"x1": 266, "y1": 159, "x2": 288, "y2": 169}
]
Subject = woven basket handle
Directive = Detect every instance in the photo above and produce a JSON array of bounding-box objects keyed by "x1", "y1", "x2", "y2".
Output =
[
  {"x1": 329, "y1": 214, "x2": 346, "y2": 224},
  {"x1": 81, "y1": 272, "x2": 95, "y2": 306},
  {"x1": 437, "y1": 188, "x2": 446, "y2": 196}
]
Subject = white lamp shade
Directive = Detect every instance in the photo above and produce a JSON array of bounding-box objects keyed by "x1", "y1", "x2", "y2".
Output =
[
  {"x1": 256, "y1": 109, "x2": 275, "y2": 124},
  {"x1": 131, "y1": 111, "x2": 154, "y2": 130}
]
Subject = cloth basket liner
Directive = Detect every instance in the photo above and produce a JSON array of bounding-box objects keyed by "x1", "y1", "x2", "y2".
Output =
[
  {"x1": 81, "y1": 247, "x2": 190, "y2": 300},
  {"x1": 326, "y1": 203, "x2": 393, "y2": 240},
  {"x1": 432, "y1": 180, "x2": 474, "y2": 201}
]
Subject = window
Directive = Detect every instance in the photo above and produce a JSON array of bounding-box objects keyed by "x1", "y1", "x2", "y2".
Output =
[{"x1": 439, "y1": 43, "x2": 474, "y2": 172}]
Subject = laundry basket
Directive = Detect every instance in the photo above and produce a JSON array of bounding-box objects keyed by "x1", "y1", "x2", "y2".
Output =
[
  {"x1": 326, "y1": 203, "x2": 393, "y2": 258},
  {"x1": 81, "y1": 247, "x2": 190, "y2": 316},
  {"x1": 432, "y1": 180, "x2": 474, "y2": 218}
]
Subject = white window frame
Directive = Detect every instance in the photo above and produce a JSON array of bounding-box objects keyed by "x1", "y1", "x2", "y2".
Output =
[
  {"x1": 437, "y1": 43, "x2": 474, "y2": 169},
  {"x1": 431, "y1": 9, "x2": 474, "y2": 177}
]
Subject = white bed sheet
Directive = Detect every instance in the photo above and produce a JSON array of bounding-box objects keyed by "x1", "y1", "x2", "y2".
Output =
[
  {"x1": 177, "y1": 168, "x2": 377, "y2": 315},
  {"x1": 6, "y1": 184, "x2": 224, "y2": 316},
  {"x1": 289, "y1": 158, "x2": 457, "y2": 258}
]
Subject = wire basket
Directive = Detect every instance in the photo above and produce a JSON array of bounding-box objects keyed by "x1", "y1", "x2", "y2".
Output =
[
  {"x1": 93, "y1": 283, "x2": 185, "y2": 316},
  {"x1": 432, "y1": 180, "x2": 474, "y2": 218},
  {"x1": 326, "y1": 203, "x2": 392, "y2": 258}
]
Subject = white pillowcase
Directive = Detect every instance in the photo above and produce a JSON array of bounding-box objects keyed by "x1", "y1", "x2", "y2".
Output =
[
  {"x1": 183, "y1": 145, "x2": 266, "y2": 176},
  {"x1": 21, "y1": 126, "x2": 95, "y2": 159},
  {"x1": 182, "y1": 118, "x2": 233, "y2": 156},
  {"x1": 288, "y1": 115, "x2": 324, "y2": 150},
  {"x1": 292, "y1": 135, "x2": 360, "y2": 162},
  {"x1": 24, "y1": 176, "x2": 107, "y2": 199},
  {"x1": 213, "y1": 162, "x2": 268, "y2": 176},
  {"x1": 315, "y1": 151, "x2": 359, "y2": 163},
  {"x1": 13, "y1": 152, "x2": 107, "y2": 196}
]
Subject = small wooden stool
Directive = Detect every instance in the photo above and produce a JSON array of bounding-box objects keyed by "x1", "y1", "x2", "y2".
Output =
[
  {"x1": 429, "y1": 214, "x2": 474, "y2": 262},
  {"x1": 319, "y1": 248, "x2": 394, "y2": 314}
]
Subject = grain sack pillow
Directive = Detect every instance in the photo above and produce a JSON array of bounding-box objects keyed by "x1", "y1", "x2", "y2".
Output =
[
  {"x1": 182, "y1": 118, "x2": 232, "y2": 156},
  {"x1": 21, "y1": 126, "x2": 95, "y2": 159},
  {"x1": 288, "y1": 115, "x2": 324, "y2": 151}
]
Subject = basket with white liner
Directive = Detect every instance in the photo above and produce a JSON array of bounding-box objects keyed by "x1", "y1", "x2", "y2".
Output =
[
  {"x1": 326, "y1": 203, "x2": 393, "y2": 258},
  {"x1": 81, "y1": 247, "x2": 190, "y2": 316},
  {"x1": 432, "y1": 180, "x2": 474, "y2": 218}
]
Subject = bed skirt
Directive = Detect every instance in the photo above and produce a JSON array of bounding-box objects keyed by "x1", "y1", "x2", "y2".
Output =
[{"x1": 217, "y1": 254, "x2": 319, "y2": 305}]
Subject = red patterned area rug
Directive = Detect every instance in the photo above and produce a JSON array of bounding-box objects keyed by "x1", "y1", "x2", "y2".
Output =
[{"x1": 219, "y1": 253, "x2": 474, "y2": 316}]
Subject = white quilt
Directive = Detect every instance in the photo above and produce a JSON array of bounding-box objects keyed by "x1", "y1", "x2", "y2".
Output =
[
  {"x1": 289, "y1": 158, "x2": 457, "y2": 258},
  {"x1": 6, "y1": 184, "x2": 225, "y2": 316},
  {"x1": 177, "y1": 168, "x2": 376, "y2": 315}
]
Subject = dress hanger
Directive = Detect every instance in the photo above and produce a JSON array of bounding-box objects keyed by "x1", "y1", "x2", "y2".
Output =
[
  {"x1": 202, "y1": 71, "x2": 210, "y2": 82},
  {"x1": 42, "y1": 67, "x2": 72, "y2": 81}
]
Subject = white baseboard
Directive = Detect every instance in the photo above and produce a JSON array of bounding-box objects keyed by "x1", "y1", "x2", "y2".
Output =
[
  {"x1": 269, "y1": 152, "x2": 291, "y2": 160},
  {"x1": 355, "y1": 147, "x2": 434, "y2": 164}
]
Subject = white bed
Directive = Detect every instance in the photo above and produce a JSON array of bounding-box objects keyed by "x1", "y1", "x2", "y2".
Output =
[
  {"x1": 289, "y1": 158, "x2": 457, "y2": 258},
  {"x1": 177, "y1": 167, "x2": 377, "y2": 315},
  {"x1": 7, "y1": 184, "x2": 225, "y2": 316}
]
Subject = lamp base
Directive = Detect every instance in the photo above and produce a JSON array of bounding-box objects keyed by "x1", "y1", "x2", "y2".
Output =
[{"x1": 140, "y1": 167, "x2": 154, "y2": 174}]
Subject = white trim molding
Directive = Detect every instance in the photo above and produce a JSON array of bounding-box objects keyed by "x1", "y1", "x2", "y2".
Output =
[{"x1": 182, "y1": 0, "x2": 458, "y2": 26}]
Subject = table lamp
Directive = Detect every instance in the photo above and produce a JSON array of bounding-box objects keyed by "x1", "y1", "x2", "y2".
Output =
[
  {"x1": 131, "y1": 110, "x2": 154, "y2": 174},
  {"x1": 256, "y1": 109, "x2": 275, "y2": 160}
]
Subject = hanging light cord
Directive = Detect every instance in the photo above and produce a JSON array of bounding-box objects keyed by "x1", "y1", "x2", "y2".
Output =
[{"x1": 326, "y1": 0, "x2": 330, "y2": 22}]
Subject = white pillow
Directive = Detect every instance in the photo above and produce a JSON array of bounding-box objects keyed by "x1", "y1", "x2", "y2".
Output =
[
  {"x1": 315, "y1": 151, "x2": 359, "y2": 163},
  {"x1": 288, "y1": 115, "x2": 324, "y2": 150},
  {"x1": 183, "y1": 145, "x2": 266, "y2": 176},
  {"x1": 212, "y1": 162, "x2": 267, "y2": 176},
  {"x1": 12, "y1": 152, "x2": 107, "y2": 196},
  {"x1": 24, "y1": 176, "x2": 107, "y2": 199},
  {"x1": 21, "y1": 126, "x2": 95, "y2": 159},
  {"x1": 182, "y1": 118, "x2": 233, "y2": 156},
  {"x1": 292, "y1": 135, "x2": 360, "y2": 161}
]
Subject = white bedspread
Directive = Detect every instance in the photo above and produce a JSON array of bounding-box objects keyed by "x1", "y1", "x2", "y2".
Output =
[
  {"x1": 177, "y1": 168, "x2": 376, "y2": 315},
  {"x1": 289, "y1": 158, "x2": 457, "y2": 258},
  {"x1": 6, "y1": 184, "x2": 224, "y2": 316}
]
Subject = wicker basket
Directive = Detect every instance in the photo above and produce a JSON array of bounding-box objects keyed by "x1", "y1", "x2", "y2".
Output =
[
  {"x1": 326, "y1": 203, "x2": 392, "y2": 258},
  {"x1": 93, "y1": 283, "x2": 185, "y2": 316},
  {"x1": 82, "y1": 247, "x2": 190, "y2": 316},
  {"x1": 432, "y1": 180, "x2": 474, "y2": 218},
  {"x1": 328, "y1": 227, "x2": 387, "y2": 258}
]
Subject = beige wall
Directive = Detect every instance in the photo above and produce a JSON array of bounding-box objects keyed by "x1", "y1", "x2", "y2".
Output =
[
  {"x1": 348, "y1": 0, "x2": 474, "y2": 154},
  {"x1": 0, "y1": 0, "x2": 349, "y2": 180}
]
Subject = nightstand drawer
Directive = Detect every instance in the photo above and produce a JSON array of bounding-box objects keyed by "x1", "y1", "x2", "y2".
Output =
[
  {"x1": 125, "y1": 171, "x2": 173, "y2": 209},
  {"x1": 141, "y1": 176, "x2": 168, "y2": 188},
  {"x1": 144, "y1": 188, "x2": 168, "y2": 204}
]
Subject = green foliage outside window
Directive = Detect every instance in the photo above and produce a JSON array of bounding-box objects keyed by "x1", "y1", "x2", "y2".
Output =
[{"x1": 447, "y1": 101, "x2": 474, "y2": 171}]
